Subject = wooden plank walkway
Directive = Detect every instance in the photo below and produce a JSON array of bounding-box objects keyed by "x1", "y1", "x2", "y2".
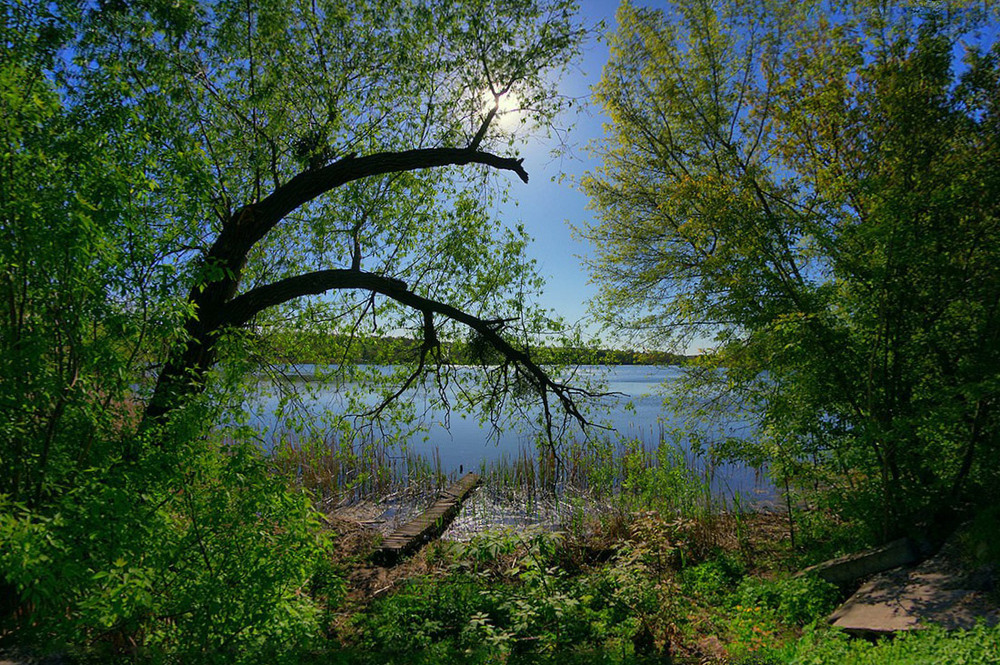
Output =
[{"x1": 373, "y1": 472, "x2": 480, "y2": 566}]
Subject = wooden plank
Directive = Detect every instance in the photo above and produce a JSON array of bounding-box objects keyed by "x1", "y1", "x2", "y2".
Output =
[
  {"x1": 797, "y1": 538, "x2": 921, "y2": 586},
  {"x1": 373, "y1": 472, "x2": 480, "y2": 566}
]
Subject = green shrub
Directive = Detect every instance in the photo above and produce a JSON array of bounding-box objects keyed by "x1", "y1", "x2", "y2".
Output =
[
  {"x1": 788, "y1": 623, "x2": 1000, "y2": 664},
  {"x1": 736, "y1": 575, "x2": 840, "y2": 626},
  {"x1": 961, "y1": 505, "x2": 1000, "y2": 567},
  {"x1": 352, "y1": 531, "x2": 671, "y2": 662},
  {"x1": 0, "y1": 430, "x2": 333, "y2": 663},
  {"x1": 680, "y1": 556, "x2": 745, "y2": 602},
  {"x1": 621, "y1": 439, "x2": 714, "y2": 519},
  {"x1": 356, "y1": 573, "x2": 498, "y2": 654}
]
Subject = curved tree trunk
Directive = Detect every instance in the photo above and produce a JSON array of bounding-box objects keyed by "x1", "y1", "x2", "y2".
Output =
[{"x1": 140, "y1": 146, "x2": 588, "y2": 441}]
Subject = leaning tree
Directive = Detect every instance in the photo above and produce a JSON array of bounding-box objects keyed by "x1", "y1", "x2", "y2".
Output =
[
  {"x1": 0, "y1": 0, "x2": 598, "y2": 653},
  {"x1": 62, "y1": 0, "x2": 593, "y2": 457}
]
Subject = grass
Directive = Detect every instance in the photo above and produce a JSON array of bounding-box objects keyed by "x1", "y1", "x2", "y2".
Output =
[
  {"x1": 270, "y1": 431, "x2": 452, "y2": 509},
  {"x1": 270, "y1": 423, "x2": 760, "y2": 541},
  {"x1": 266, "y1": 429, "x2": 1000, "y2": 664}
]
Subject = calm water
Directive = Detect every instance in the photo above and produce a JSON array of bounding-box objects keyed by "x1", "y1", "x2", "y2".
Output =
[{"x1": 248, "y1": 365, "x2": 772, "y2": 503}]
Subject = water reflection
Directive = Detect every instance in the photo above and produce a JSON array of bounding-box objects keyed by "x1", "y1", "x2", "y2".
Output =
[{"x1": 249, "y1": 365, "x2": 774, "y2": 511}]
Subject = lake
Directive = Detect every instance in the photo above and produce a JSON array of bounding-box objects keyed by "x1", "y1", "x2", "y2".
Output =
[{"x1": 247, "y1": 364, "x2": 774, "y2": 506}]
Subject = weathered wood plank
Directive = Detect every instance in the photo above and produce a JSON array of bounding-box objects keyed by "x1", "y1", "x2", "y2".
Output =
[
  {"x1": 797, "y1": 537, "x2": 921, "y2": 586},
  {"x1": 373, "y1": 473, "x2": 480, "y2": 566}
]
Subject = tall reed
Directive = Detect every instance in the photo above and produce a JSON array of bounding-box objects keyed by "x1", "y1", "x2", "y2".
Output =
[
  {"x1": 270, "y1": 430, "x2": 451, "y2": 507},
  {"x1": 269, "y1": 421, "x2": 762, "y2": 536},
  {"x1": 460, "y1": 423, "x2": 733, "y2": 536}
]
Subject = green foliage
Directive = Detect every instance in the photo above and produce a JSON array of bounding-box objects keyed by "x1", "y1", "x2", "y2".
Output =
[
  {"x1": 789, "y1": 508, "x2": 873, "y2": 567},
  {"x1": 959, "y1": 505, "x2": 1000, "y2": 568},
  {"x1": 580, "y1": 0, "x2": 1000, "y2": 536},
  {"x1": 725, "y1": 604, "x2": 784, "y2": 663},
  {"x1": 351, "y1": 530, "x2": 672, "y2": 662},
  {"x1": 735, "y1": 575, "x2": 839, "y2": 627},
  {"x1": 620, "y1": 437, "x2": 715, "y2": 518},
  {"x1": 680, "y1": 556, "x2": 745, "y2": 603},
  {"x1": 673, "y1": 549, "x2": 840, "y2": 660},
  {"x1": 787, "y1": 623, "x2": 1000, "y2": 665},
  {"x1": 1, "y1": 0, "x2": 589, "y2": 660},
  {"x1": 0, "y1": 423, "x2": 331, "y2": 662}
]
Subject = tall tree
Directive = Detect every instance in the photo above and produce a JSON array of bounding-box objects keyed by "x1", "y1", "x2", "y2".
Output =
[
  {"x1": 5, "y1": 0, "x2": 592, "y2": 477},
  {"x1": 0, "y1": 0, "x2": 594, "y2": 655},
  {"x1": 580, "y1": 0, "x2": 1000, "y2": 536}
]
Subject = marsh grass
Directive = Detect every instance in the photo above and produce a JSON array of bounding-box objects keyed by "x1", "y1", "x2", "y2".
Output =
[
  {"x1": 267, "y1": 421, "x2": 767, "y2": 544},
  {"x1": 457, "y1": 424, "x2": 744, "y2": 535},
  {"x1": 270, "y1": 431, "x2": 452, "y2": 512}
]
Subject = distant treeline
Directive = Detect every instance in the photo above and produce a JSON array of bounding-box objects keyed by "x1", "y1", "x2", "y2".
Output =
[
  {"x1": 536, "y1": 346, "x2": 693, "y2": 366},
  {"x1": 264, "y1": 330, "x2": 693, "y2": 366}
]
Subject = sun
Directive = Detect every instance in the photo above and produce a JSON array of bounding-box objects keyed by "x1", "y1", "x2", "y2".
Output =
[{"x1": 482, "y1": 90, "x2": 523, "y2": 131}]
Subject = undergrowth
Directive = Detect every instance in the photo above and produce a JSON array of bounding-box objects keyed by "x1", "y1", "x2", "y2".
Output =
[
  {"x1": 786, "y1": 623, "x2": 1000, "y2": 664},
  {"x1": 330, "y1": 502, "x2": 1000, "y2": 664}
]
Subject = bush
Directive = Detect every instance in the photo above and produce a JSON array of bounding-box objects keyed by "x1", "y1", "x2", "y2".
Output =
[
  {"x1": 960, "y1": 505, "x2": 1000, "y2": 567},
  {"x1": 788, "y1": 623, "x2": 1000, "y2": 665},
  {"x1": 680, "y1": 556, "x2": 745, "y2": 603},
  {"x1": 352, "y1": 530, "x2": 671, "y2": 662},
  {"x1": 735, "y1": 575, "x2": 840, "y2": 626},
  {"x1": 0, "y1": 429, "x2": 333, "y2": 663}
]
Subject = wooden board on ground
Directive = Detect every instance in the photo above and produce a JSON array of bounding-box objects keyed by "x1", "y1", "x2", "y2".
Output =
[
  {"x1": 373, "y1": 473, "x2": 480, "y2": 566},
  {"x1": 828, "y1": 537, "x2": 999, "y2": 635},
  {"x1": 798, "y1": 537, "x2": 921, "y2": 586}
]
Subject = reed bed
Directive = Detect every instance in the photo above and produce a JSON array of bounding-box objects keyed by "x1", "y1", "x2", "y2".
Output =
[
  {"x1": 449, "y1": 426, "x2": 725, "y2": 538},
  {"x1": 270, "y1": 430, "x2": 454, "y2": 511},
  {"x1": 267, "y1": 422, "x2": 764, "y2": 539}
]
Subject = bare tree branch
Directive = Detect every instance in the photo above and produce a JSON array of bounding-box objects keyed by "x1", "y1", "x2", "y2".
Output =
[
  {"x1": 223, "y1": 147, "x2": 529, "y2": 255},
  {"x1": 222, "y1": 269, "x2": 600, "y2": 434}
]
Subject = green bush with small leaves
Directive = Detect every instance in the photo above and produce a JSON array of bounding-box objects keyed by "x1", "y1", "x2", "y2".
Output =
[
  {"x1": 788, "y1": 623, "x2": 1000, "y2": 665},
  {"x1": 0, "y1": 427, "x2": 333, "y2": 663},
  {"x1": 351, "y1": 531, "x2": 671, "y2": 662},
  {"x1": 736, "y1": 575, "x2": 840, "y2": 626},
  {"x1": 680, "y1": 556, "x2": 745, "y2": 603}
]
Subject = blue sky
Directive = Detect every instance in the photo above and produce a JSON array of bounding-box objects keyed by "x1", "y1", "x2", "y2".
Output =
[{"x1": 497, "y1": 0, "x2": 621, "y2": 343}]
